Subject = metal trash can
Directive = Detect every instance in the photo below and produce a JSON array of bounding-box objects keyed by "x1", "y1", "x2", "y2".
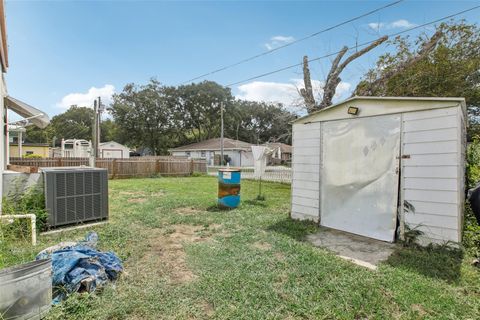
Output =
[
  {"x1": 0, "y1": 259, "x2": 52, "y2": 320},
  {"x1": 218, "y1": 168, "x2": 241, "y2": 208}
]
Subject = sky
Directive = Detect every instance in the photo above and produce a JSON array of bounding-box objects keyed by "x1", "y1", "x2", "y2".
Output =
[{"x1": 4, "y1": 0, "x2": 480, "y2": 119}]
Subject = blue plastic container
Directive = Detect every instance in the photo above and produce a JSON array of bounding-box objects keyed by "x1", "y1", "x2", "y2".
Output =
[{"x1": 218, "y1": 168, "x2": 241, "y2": 208}]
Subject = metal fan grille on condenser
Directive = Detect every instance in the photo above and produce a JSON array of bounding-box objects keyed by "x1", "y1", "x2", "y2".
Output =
[{"x1": 43, "y1": 168, "x2": 108, "y2": 228}]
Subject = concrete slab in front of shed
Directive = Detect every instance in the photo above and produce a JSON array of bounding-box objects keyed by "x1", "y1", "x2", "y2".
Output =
[{"x1": 306, "y1": 227, "x2": 396, "y2": 270}]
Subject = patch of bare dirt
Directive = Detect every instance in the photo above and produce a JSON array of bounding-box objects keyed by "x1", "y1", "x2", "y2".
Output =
[
  {"x1": 150, "y1": 191, "x2": 165, "y2": 197},
  {"x1": 119, "y1": 191, "x2": 146, "y2": 196},
  {"x1": 411, "y1": 304, "x2": 428, "y2": 317},
  {"x1": 143, "y1": 225, "x2": 212, "y2": 284},
  {"x1": 175, "y1": 207, "x2": 202, "y2": 216},
  {"x1": 252, "y1": 241, "x2": 272, "y2": 251},
  {"x1": 200, "y1": 301, "x2": 215, "y2": 317},
  {"x1": 128, "y1": 198, "x2": 147, "y2": 203},
  {"x1": 274, "y1": 252, "x2": 286, "y2": 261}
]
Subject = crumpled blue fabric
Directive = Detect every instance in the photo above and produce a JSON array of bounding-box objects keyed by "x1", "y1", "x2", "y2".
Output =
[{"x1": 36, "y1": 232, "x2": 123, "y2": 304}]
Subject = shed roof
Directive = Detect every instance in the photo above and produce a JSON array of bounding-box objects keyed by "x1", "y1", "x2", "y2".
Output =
[
  {"x1": 294, "y1": 96, "x2": 466, "y2": 124},
  {"x1": 99, "y1": 141, "x2": 128, "y2": 148},
  {"x1": 10, "y1": 143, "x2": 49, "y2": 147},
  {"x1": 170, "y1": 138, "x2": 253, "y2": 152}
]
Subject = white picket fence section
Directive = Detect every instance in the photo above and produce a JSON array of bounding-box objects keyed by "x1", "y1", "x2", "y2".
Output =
[{"x1": 207, "y1": 166, "x2": 292, "y2": 184}]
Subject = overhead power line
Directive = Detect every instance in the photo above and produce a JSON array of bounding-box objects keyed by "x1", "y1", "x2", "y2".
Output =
[
  {"x1": 225, "y1": 5, "x2": 480, "y2": 87},
  {"x1": 181, "y1": 0, "x2": 405, "y2": 84}
]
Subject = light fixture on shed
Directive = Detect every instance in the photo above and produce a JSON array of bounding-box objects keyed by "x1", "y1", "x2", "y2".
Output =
[{"x1": 347, "y1": 106, "x2": 359, "y2": 115}]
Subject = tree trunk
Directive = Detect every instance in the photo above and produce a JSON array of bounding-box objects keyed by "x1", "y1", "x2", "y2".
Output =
[
  {"x1": 301, "y1": 36, "x2": 388, "y2": 113},
  {"x1": 299, "y1": 56, "x2": 317, "y2": 113}
]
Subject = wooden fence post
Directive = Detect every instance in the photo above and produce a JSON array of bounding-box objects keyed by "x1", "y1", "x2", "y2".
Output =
[
  {"x1": 190, "y1": 159, "x2": 194, "y2": 175},
  {"x1": 156, "y1": 159, "x2": 160, "y2": 174},
  {"x1": 112, "y1": 159, "x2": 117, "y2": 179},
  {"x1": 57, "y1": 158, "x2": 62, "y2": 167}
]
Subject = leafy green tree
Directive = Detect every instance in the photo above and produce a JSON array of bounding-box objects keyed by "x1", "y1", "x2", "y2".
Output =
[
  {"x1": 51, "y1": 106, "x2": 94, "y2": 141},
  {"x1": 356, "y1": 21, "x2": 480, "y2": 136},
  {"x1": 173, "y1": 81, "x2": 233, "y2": 143},
  {"x1": 100, "y1": 118, "x2": 120, "y2": 143},
  {"x1": 225, "y1": 100, "x2": 295, "y2": 144},
  {"x1": 23, "y1": 106, "x2": 94, "y2": 145},
  {"x1": 110, "y1": 79, "x2": 175, "y2": 155}
]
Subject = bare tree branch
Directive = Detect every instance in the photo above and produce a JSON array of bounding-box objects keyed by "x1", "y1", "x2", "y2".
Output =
[
  {"x1": 299, "y1": 56, "x2": 317, "y2": 113},
  {"x1": 319, "y1": 36, "x2": 388, "y2": 109}
]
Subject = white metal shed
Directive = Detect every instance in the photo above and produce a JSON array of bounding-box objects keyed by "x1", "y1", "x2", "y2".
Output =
[
  {"x1": 291, "y1": 96, "x2": 467, "y2": 245},
  {"x1": 99, "y1": 141, "x2": 130, "y2": 159}
]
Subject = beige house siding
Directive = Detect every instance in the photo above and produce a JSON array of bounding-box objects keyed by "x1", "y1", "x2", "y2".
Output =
[{"x1": 9, "y1": 144, "x2": 49, "y2": 158}]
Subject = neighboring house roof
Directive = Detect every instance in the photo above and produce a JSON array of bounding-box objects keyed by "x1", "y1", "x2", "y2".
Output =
[
  {"x1": 264, "y1": 142, "x2": 292, "y2": 154},
  {"x1": 170, "y1": 138, "x2": 253, "y2": 152},
  {"x1": 99, "y1": 141, "x2": 128, "y2": 148},
  {"x1": 10, "y1": 143, "x2": 49, "y2": 147}
]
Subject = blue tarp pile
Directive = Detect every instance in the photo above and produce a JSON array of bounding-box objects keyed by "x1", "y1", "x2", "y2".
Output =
[{"x1": 36, "y1": 232, "x2": 123, "y2": 303}]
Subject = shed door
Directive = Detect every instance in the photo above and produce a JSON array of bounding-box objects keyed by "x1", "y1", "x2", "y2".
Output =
[{"x1": 320, "y1": 114, "x2": 401, "y2": 242}]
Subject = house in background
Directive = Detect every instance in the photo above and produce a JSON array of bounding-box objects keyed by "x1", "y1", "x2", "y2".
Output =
[
  {"x1": 170, "y1": 138, "x2": 254, "y2": 167},
  {"x1": 99, "y1": 141, "x2": 130, "y2": 159},
  {"x1": 264, "y1": 142, "x2": 292, "y2": 165},
  {"x1": 9, "y1": 142, "x2": 49, "y2": 158}
]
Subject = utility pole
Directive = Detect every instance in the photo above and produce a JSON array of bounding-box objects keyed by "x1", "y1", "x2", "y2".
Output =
[
  {"x1": 92, "y1": 96, "x2": 103, "y2": 159},
  {"x1": 92, "y1": 99, "x2": 98, "y2": 158},
  {"x1": 220, "y1": 102, "x2": 224, "y2": 166},
  {"x1": 97, "y1": 96, "x2": 102, "y2": 155}
]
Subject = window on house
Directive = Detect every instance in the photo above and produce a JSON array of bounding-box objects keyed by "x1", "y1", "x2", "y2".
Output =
[
  {"x1": 26, "y1": 151, "x2": 34, "y2": 155},
  {"x1": 186, "y1": 151, "x2": 191, "y2": 156},
  {"x1": 201, "y1": 151, "x2": 206, "y2": 157}
]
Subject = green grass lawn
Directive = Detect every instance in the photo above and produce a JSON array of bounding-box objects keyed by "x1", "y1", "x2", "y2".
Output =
[{"x1": 1, "y1": 176, "x2": 480, "y2": 319}]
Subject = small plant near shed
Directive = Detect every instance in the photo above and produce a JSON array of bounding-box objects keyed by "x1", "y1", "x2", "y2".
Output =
[
  {"x1": 464, "y1": 137, "x2": 480, "y2": 259},
  {"x1": 401, "y1": 224, "x2": 424, "y2": 248}
]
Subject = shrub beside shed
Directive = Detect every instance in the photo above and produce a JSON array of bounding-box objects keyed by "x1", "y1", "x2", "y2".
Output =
[{"x1": 291, "y1": 96, "x2": 467, "y2": 245}]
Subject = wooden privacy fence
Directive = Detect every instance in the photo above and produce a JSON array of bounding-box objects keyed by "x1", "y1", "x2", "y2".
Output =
[
  {"x1": 9, "y1": 157, "x2": 207, "y2": 179},
  {"x1": 9, "y1": 157, "x2": 89, "y2": 167}
]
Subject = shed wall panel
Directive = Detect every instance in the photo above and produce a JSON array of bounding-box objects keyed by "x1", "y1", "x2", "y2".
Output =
[
  {"x1": 405, "y1": 212, "x2": 458, "y2": 230},
  {"x1": 292, "y1": 188, "x2": 320, "y2": 199},
  {"x1": 404, "y1": 177, "x2": 457, "y2": 191},
  {"x1": 405, "y1": 200, "x2": 458, "y2": 217},
  {"x1": 403, "y1": 115, "x2": 457, "y2": 132},
  {"x1": 403, "y1": 141, "x2": 457, "y2": 154},
  {"x1": 292, "y1": 179, "x2": 320, "y2": 191},
  {"x1": 402, "y1": 153, "x2": 457, "y2": 166},
  {"x1": 291, "y1": 122, "x2": 321, "y2": 221},
  {"x1": 292, "y1": 196, "x2": 319, "y2": 208},
  {"x1": 293, "y1": 155, "x2": 321, "y2": 165},
  {"x1": 403, "y1": 128, "x2": 457, "y2": 143},
  {"x1": 404, "y1": 189, "x2": 458, "y2": 204},
  {"x1": 293, "y1": 146, "x2": 321, "y2": 156},
  {"x1": 293, "y1": 138, "x2": 322, "y2": 148},
  {"x1": 401, "y1": 107, "x2": 462, "y2": 244},
  {"x1": 403, "y1": 166, "x2": 458, "y2": 178}
]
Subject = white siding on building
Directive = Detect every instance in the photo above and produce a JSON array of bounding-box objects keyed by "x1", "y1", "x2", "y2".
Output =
[
  {"x1": 291, "y1": 97, "x2": 466, "y2": 246},
  {"x1": 401, "y1": 107, "x2": 464, "y2": 244},
  {"x1": 290, "y1": 122, "x2": 321, "y2": 222}
]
